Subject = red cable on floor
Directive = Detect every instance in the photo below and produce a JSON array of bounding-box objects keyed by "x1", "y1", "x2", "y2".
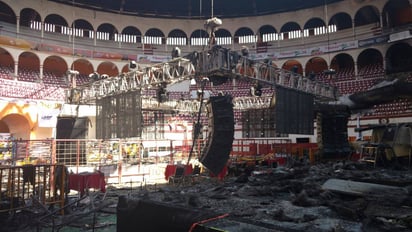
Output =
[{"x1": 188, "y1": 213, "x2": 230, "y2": 232}]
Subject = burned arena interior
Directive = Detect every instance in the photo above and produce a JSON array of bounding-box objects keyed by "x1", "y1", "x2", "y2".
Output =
[{"x1": 1, "y1": 0, "x2": 412, "y2": 231}]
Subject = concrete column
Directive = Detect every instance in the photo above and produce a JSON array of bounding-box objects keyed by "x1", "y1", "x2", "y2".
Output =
[
  {"x1": 16, "y1": 16, "x2": 20, "y2": 35},
  {"x1": 94, "y1": 30, "x2": 97, "y2": 46},
  {"x1": 352, "y1": 18, "x2": 356, "y2": 39},
  {"x1": 39, "y1": 64, "x2": 43, "y2": 80},
  {"x1": 354, "y1": 62, "x2": 358, "y2": 77},
  {"x1": 379, "y1": 13, "x2": 383, "y2": 28},
  {"x1": 14, "y1": 61, "x2": 18, "y2": 79},
  {"x1": 41, "y1": 20, "x2": 44, "y2": 38}
]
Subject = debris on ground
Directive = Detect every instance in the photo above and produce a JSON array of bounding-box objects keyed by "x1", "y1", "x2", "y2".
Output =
[{"x1": 2, "y1": 160, "x2": 412, "y2": 231}]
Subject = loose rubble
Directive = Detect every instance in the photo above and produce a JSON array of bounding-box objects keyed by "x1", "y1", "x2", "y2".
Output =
[
  {"x1": 135, "y1": 160, "x2": 412, "y2": 231},
  {"x1": 2, "y1": 159, "x2": 412, "y2": 231}
]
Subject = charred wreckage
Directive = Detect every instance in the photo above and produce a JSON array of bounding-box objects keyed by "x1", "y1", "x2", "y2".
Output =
[{"x1": 3, "y1": 17, "x2": 412, "y2": 232}]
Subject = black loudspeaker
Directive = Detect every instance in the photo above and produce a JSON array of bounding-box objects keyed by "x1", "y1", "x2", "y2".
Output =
[
  {"x1": 56, "y1": 117, "x2": 75, "y2": 139},
  {"x1": 200, "y1": 95, "x2": 234, "y2": 175},
  {"x1": 56, "y1": 117, "x2": 88, "y2": 164},
  {"x1": 316, "y1": 104, "x2": 351, "y2": 159},
  {"x1": 56, "y1": 117, "x2": 88, "y2": 139}
]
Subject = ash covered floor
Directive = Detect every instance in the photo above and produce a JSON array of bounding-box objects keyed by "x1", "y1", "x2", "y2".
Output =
[{"x1": 3, "y1": 160, "x2": 412, "y2": 232}]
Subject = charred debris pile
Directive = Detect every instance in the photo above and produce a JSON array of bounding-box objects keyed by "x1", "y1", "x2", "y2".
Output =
[{"x1": 120, "y1": 160, "x2": 412, "y2": 232}]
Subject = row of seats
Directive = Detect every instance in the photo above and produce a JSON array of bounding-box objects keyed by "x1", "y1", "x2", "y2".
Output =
[
  {"x1": 0, "y1": 66, "x2": 71, "y2": 87},
  {"x1": 0, "y1": 66, "x2": 14, "y2": 80},
  {"x1": 371, "y1": 99, "x2": 412, "y2": 116},
  {"x1": 334, "y1": 77, "x2": 383, "y2": 95},
  {"x1": 0, "y1": 78, "x2": 66, "y2": 101},
  {"x1": 316, "y1": 68, "x2": 355, "y2": 83},
  {"x1": 41, "y1": 71, "x2": 68, "y2": 87},
  {"x1": 358, "y1": 64, "x2": 385, "y2": 77},
  {"x1": 317, "y1": 64, "x2": 385, "y2": 83}
]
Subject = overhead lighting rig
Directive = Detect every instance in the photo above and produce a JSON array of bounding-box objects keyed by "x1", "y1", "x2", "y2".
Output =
[{"x1": 68, "y1": 50, "x2": 337, "y2": 105}]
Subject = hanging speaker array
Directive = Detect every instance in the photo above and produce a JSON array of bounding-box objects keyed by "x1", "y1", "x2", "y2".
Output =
[{"x1": 200, "y1": 95, "x2": 235, "y2": 175}]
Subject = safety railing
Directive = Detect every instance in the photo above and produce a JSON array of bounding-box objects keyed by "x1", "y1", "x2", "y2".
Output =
[
  {"x1": 0, "y1": 164, "x2": 66, "y2": 213},
  {"x1": 0, "y1": 138, "x2": 318, "y2": 182}
]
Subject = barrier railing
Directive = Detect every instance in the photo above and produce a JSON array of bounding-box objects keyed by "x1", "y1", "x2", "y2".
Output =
[
  {"x1": 0, "y1": 164, "x2": 66, "y2": 213},
  {"x1": 0, "y1": 138, "x2": 318, "y2": 181}
]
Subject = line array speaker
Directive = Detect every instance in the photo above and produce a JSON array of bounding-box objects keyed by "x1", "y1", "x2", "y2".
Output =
[{"x1": 200, "y1": 95, "x2": 234, "y2": 175}]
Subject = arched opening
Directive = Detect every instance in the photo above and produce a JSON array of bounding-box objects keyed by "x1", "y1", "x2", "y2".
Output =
[{"x1": 1, "y1": 114, "x2": 31, "y2": 140}]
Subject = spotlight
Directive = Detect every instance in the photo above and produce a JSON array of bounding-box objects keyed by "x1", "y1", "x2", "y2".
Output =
[
  {"x1": 291, "y1": 65, "x2": 298, "y2": 74},
  {"x1": 129, "y1": 60, "x2": 137, "y2": 69},
  {"x1": 323, "y1": 69, "x2": 336, "y2": 75},
  {"x1": 101, "y1": 74, "x2": 109, "y2": 79},
  {"x1": 66, "y1": 70, "x2": 79, "y2": 75},
  {"x1": 88, "y1": 72, "x2": 100, "y2": 81},
  {"x1": 309, "y1": 71, "x2": 316, "y2": 80},
  {"x1": 250, "y1": 81, "x2": 262, "y2": 97},
  {"x1": 241, "y1": 46, "x2": 249, "y2": 57},
  {"x1": 171, "y1": 47, "x2": 181, "y2": 59},
  {"x1": 156, "y1": 83, "x2": 168, "y2": 103}
]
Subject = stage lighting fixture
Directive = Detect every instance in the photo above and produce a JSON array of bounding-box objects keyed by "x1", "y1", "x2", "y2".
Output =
[
  {"x1": 250, "y1": 82, "x2": 262, "y2": 97},
  {"x1": 88, "y1": 72, "x2": 100, "y2": 81},
  {"x1": 171, "y1": 47, "x2": 181, "y2": 59},
  {"x1": 291, "y1": 65, "x2": 298, "y2": 74},
  {"x1": 66, "y1": 70, "x2": 79, "y2": 75},
  {"x1": 241, "y1": 46, "x2": 249, "y2": 56},
  {"x1": 323, "y1": 69, "x2": 336, "y2": 75},
  {"x1": 129, "y1": 60, "x2": 137, "y2": 69},
  {"x1": 309, "y1": 71, "x2": 316, "y2": 80},
  {"x1": 101, "y1": 74, "x2": 109, "y2": 79},
  {"x1": 156, "y1": 83, "x2": 168, "y2": 103}
]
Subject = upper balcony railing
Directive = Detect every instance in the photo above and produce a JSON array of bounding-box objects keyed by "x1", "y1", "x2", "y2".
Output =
[{"x1": 0, "y1": 20, "x2": 391, "y2": 58}]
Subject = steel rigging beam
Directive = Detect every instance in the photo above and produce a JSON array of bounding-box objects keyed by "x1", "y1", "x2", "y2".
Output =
[
  {"x1": 68, "y1": 47, "x2": 337, "y2": 109},
  {"x1": 70, "y1": 57, "x2": 196, "y2": 104}
]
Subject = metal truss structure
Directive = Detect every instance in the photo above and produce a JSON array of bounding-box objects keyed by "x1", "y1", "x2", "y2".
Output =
[
  {"x1": 70, "y1": 46, "x2": 337, "y2": 113},
  {"x1": 142, "y1": 95, "x2": 273, "y2": 112},
  {"x1": 70, "y1": 57, "x2": 196, "y2": 104}
]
